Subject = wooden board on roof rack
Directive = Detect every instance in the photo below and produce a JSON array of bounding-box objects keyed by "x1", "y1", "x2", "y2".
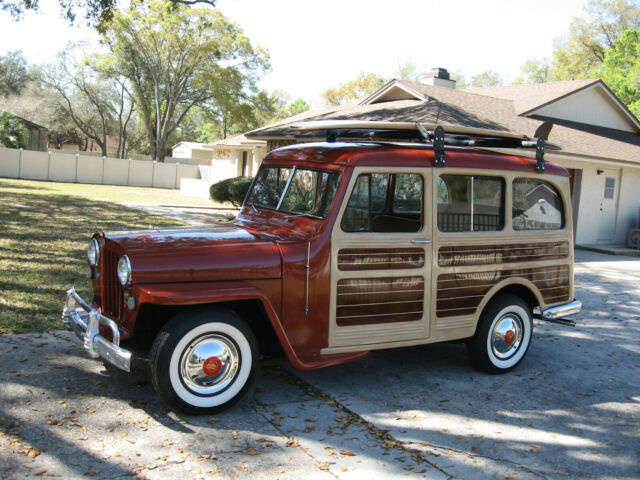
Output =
[
  {"x1": 290, "y1": 119, "x2": 558, "y2": 173},
  {"x1": 292, "y1": 120, "x2": 530, "y2": 141}
]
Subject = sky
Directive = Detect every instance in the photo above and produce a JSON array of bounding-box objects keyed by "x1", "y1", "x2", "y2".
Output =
[{"x1": 0, "y1": 0, "x2": 590, "y2": 106}]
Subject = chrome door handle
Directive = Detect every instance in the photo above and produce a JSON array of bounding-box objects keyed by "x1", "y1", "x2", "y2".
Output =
[{"x1": 411, "y1": 239, "x2": 431, "y2": 244}]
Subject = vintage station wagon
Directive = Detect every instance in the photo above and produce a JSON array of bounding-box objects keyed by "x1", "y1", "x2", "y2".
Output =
[{"x1": 63, "y1": 121, "x2": 581, "y2": 414}]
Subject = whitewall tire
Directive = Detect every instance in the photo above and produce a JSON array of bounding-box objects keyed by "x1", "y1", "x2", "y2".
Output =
[
  {"x1": 151, "y1": 308, "x2": 257, "y2": 414},
  {"x1": 467, "y1": 294, "x2": 532, "y2": 373}
]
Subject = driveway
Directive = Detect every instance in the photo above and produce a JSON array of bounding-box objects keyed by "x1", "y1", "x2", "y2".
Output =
[{"x1": 0, "y1": 250, "x2": 638, "y2": 479}]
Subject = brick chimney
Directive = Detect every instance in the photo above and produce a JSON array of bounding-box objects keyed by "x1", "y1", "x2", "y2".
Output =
[{"x1": 423, "y1": 68, "x2": 456, "y2": 89}]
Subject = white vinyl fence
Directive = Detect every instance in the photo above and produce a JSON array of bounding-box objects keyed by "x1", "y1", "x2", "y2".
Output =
[
  {"x1": 53, "y1": 148, "x2": 202, "y2": 165},
  {"x1": 0, "y1": 147, "x2": 201, "y2": 189}
]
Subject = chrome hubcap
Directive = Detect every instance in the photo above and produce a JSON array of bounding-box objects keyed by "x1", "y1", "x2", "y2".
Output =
[
  {"x1": 180, "y1": 334, "x2": 239, "y2": 396},
  {"x1": 490, "y1": 314, "x2": 523, "y2": 359}
]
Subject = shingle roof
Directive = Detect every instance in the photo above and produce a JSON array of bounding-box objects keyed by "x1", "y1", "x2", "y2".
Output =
[
  {"x1": 204, "y1": 134, "x2": 266, "y2": 148},
  {"x1": 464, "y1": 80, "x2": 598, "y2": 115},
  {"x1": 246, "y1": 79, "x2": 640, "y2": 166}
]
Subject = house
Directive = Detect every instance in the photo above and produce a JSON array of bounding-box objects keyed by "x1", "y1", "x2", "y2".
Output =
[
  {"x1": 203, "y1": 134, "x2": 267, "y2": 178},
  {"x1": 171, "y1": 142, "x2": 214, "y2": 163},
  {"x1": 177, "y1": 134, "x2": 268, "y2": 198},
  {"x1": 246, "y1": 69, "x2": 640, "y2": 248},
  {"x1": 17, "y1": 116, "x2": 48, "y2": 152}
]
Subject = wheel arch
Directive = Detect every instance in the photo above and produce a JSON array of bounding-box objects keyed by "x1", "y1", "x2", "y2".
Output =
[
  {"x1": 472, "y1": 278, "x2": 542, "y2": 334},
  {"x1": 131, "y1": 281, "x2": 308, "y2": 368}
]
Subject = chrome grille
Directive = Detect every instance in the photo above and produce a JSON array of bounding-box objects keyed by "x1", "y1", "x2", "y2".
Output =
[{"x1": 101, "y1": 248, "x2": 125, "y2": 321}]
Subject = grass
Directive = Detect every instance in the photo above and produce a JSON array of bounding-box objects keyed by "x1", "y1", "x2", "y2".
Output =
[
  {"x1": 0, "y1": 178, "x2": 196, "y2": 334},
  {"x1": 7, "y1": 179, "x2": 223, "y2": 207}
]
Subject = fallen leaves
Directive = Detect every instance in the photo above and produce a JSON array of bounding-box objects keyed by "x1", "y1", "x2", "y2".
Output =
[
  {"x1": 27, "y1": 448, "x2": 41, "y2": 458},
  {"x1": 243, "y1": 448, "x2": 260, "y2": 456},
  {"x1": 285, "y1": 437, "x2": 300, "y2": 448}
]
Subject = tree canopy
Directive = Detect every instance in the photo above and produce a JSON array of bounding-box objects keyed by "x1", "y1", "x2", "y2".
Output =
[
  {"x1": 0, "y1": 50, "x2": 30, "y2": 97},
  {"x1": 0, "y1": 0, "x2": 216, "y2": 31},
  {"x1": 102, "y1": 0, "x2": 269, "y2": 160},
  {"x1": 550, "y1": 0, "x2": 640, "y2": 80},
  {"x1": 322, "y1": 72, "x2": 386, "y2": 107},
  {"x1": 603, "y1": 28, "x2": 640, "y2": 116}
]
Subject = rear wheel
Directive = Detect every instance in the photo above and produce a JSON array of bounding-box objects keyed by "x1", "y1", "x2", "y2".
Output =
[
  {"x1": 150, "y1": 308, "x2": 257, "y2": 414},
  {"x1": 467, "y1": 294, "x2": 532, "y2": 373}
]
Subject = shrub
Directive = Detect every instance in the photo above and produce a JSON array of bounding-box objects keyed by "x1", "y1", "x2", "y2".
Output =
[
  {"x1": 0, "y1": 111, "x2": 27, "y2": 149},
  {"x1": 210, "y1": 176, "x2": 253, "y2": 207}
]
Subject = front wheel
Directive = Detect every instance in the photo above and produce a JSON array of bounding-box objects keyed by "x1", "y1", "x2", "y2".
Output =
[
  {"x1": 467, "y1": 294, "x2": 532, "y2": 373},
  {"x1": 150, "y1": 308, "x2": 257, "y2": 415}
]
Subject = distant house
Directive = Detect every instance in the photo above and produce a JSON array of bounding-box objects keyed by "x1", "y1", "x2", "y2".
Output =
[
  {"x1": 171, "y1": 142, "x2": 215, "y2": 163},
  {"x1": 16, "y1": 116, "x2": 48, "y2": 152},
  {"x1": 203, "y1": 134, "x2": 267, "y2": 178},
  {"x1": 246, "y1": 69, "x2": 640, "y2": 247}
]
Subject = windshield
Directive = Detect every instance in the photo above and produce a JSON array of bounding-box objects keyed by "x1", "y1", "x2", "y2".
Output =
[{"x1": 246, "y1": 166, "x2": 341, "y2": 219}]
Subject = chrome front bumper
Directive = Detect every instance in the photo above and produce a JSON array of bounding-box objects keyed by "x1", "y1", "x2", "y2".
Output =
[{"x1": 61, "y1": 287, "x2": 131, "y2": 372}]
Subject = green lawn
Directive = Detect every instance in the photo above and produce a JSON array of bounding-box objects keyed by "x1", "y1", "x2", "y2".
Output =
[
  {"x1": 0, "y1": 178, "x2": 200, "y2": 334},
  {"x1": 8, "y1": 178, "x2": 221, "y2": 206}
]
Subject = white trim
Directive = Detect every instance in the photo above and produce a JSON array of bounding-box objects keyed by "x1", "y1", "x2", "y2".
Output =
[
  {"x1": 524, "y1": 82, "x2": 640, "y2": 132},
  {"x1": 360, "y1": 80, "x2": 427, "y2": 105}
]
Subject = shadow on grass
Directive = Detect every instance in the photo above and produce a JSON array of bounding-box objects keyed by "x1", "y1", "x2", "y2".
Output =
[{"x1": 0, "y1": 181, "x2": 184, "y2": 333}]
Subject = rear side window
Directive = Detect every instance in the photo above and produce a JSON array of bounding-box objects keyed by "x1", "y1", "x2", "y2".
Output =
[
  {"x1": 437, "y1": 175, "x2": 504, "y2": 232},
  {"x1": 512, "y1": 178, "x2": 564, "y2": 230},
  {"x1": 341, "y1": 173, "x2": 423, "y2": 232}
]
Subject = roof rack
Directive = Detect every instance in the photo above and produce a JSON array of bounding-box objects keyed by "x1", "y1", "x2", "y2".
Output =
[{"x1": 291, "y1": 120, "x2": 558, "y2": 173}]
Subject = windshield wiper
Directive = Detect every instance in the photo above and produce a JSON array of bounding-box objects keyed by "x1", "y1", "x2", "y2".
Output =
[{"x1": 248, "y1": 203, "x2": 261, "y2": 215}]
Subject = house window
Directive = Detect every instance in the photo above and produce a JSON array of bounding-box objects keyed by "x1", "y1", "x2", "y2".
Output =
[
  {"x1": 604, "y1": 177, "x2": 615, "y2": 199},
  {"x1": 437, "y1": 175, "x2": 504, "y2": 232},
  {"x1": 512, "y1": 178, "x2": 564, "y2": 230},
  {"x1": 341, "y1": 173, "x2": 423, "y2": 232}
]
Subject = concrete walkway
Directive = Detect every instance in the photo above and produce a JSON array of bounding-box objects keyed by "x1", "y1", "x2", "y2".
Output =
[{"x1": 1, "y1": 253, "x2": 638, "y2": 479}]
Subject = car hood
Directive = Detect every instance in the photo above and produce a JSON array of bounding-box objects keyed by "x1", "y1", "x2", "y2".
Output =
[{"x1": 102, "y1": 225, "x2": 282, "y2": 284}]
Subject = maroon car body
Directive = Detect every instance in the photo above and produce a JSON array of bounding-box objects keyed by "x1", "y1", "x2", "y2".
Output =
[{"x1": 63, "y1": 134, "x2": 581, "y2": 414}]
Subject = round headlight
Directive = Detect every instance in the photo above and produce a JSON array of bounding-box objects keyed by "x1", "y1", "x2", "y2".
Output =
[
  {"x1": 88, "y1": 238, "x2": 100, "y2": 266},
  {"x1": 117, "y1": 255, "x2": 132, "y2": 287}
]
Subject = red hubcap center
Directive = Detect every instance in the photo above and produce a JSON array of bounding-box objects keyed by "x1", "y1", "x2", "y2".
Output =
[
  {"x1": 203, "y1": 357, "x2": 222, "y2": 376},
  {"x1": 504, "y1": 330, "x2": 515, "y2": 345}
]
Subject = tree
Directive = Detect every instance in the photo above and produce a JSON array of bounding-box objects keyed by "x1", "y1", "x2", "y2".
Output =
[
  {"x1": 393, "y1": 60, "x2": 428, "y2": 83},
  {"x1": 603, "y1": 28, "x2": 640, "y2": 116},
  {"x1": 0, "y1": 110, "x2": 27, "y2": 148},
  {"x1": 322, "y1": 72, "x2": 387, "y2": 107},
  {"x1": 0, "y1": 50, "x2": 30, "y2": 97},
  {"x1": 470, "y1": 70, "x2": 503, "y2": 88},
  {"x1": 44, "y1": 49, "x2": 135, "y2": 158},
  {"x1": 513, "y1": 58, "x2": 552, "y2": 85},
  {"x1": 190, "y1": 90, "x2": 309, "y2": 143},
  {"x1": 550, "y1": 0, "x2": 640, "y2": 80},
  {"x1": 104, "y1": 1, "x2": 269, "y2": 161},
  {"x1": 0, "y1": 0, "x2": 216, "y2": 32}
]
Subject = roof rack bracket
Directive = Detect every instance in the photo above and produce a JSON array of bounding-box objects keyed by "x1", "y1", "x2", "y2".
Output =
[
  {"x1": 433, "y1": 126, "x2": 446, "y2": 167},
  {"x1": 536, "y1": 138, "x2": 545, "y2": 173}
]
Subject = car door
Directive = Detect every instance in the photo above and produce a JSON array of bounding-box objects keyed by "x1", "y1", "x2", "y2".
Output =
[{"x1": 325, "y1": 166, "x2": 432, "y2": 351}]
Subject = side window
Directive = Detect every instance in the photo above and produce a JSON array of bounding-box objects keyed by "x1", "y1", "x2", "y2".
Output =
[
  {"x1": 437, "y1": 175, "x2": 504, "y2": 232},
  {"x1": 512, "y1": 178, "x2": 564, "y2": 230},
  {"x1": 341, "y1": 173, "x2": 423, "y2": 233}
]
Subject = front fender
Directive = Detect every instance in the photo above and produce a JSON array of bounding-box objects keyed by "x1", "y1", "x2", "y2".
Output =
[{"x1": 133, "y1": 281, "x2": 366, "y2": 370}]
